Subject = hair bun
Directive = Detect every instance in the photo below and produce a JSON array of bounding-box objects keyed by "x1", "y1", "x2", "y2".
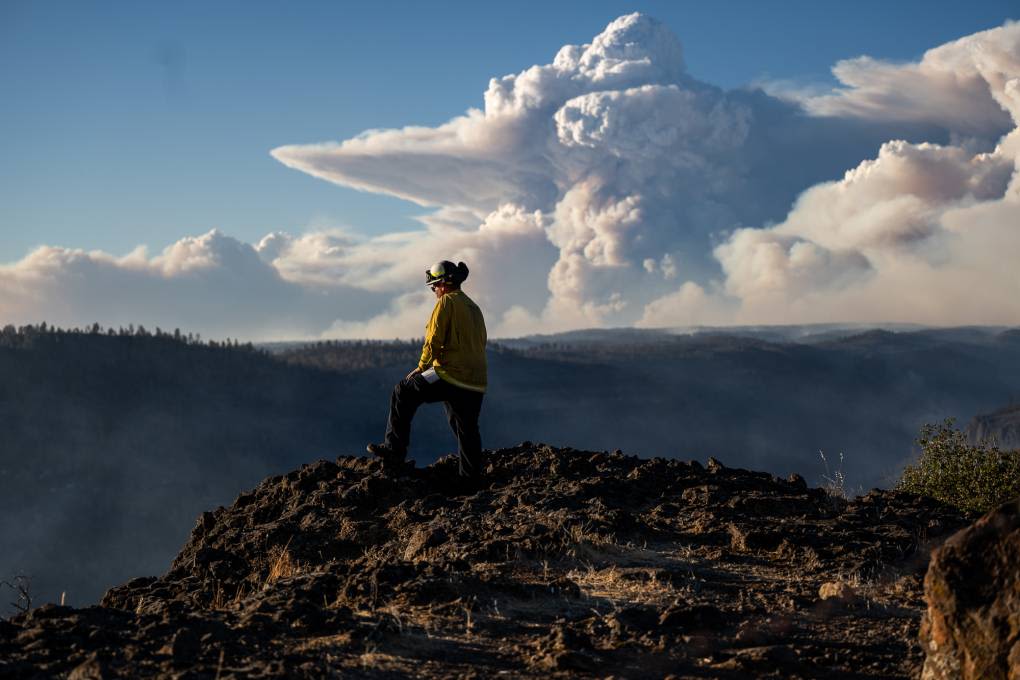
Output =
[{"x1": 456, "y1": 262, "x2": 469, "y2": 283}]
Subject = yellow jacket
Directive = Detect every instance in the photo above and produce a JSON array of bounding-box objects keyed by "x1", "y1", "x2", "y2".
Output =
[{"x1": 417, "y1": 290, "x2": 487, "y2": 392}]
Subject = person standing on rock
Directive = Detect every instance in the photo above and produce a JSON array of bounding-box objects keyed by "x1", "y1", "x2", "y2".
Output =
[{"x1": 367, "y1": 260, "x2": 487, "y2": 488}]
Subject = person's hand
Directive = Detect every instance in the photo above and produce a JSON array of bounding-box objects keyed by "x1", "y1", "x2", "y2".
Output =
[{"x1": 405, "y1": 368, "x2": 421, "y2": 380}]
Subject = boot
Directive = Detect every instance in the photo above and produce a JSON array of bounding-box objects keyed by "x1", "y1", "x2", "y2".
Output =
[{"x1": 367, "y1": 443, "x2": 406, "y2": 476}]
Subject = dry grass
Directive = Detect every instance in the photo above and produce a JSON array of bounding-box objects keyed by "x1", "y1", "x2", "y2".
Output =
[
  {"x1": 204, "y1": 540, "x2": 303, "y2": 610},
  {"x1": 552, "y1": 516, "x2": 628, "y2": 563},
  {"x1": 359, "y1": 645, "x2": 386, "y2": 670},
  {"x1": 264, "y1": 542, "x2": 301, "y2": 588},
  {"x1": 567, "y1": 563, "x2": 680, "y2": 608},
  {"x1": 294, "y1": 632, "x2": 357, "y2": 653},
  {"x1": 819, "y1": 451, "x2": 851, "y2": 510},
  {"x1": 209, "y1": 579, "x2": 254, "y2": 610}
]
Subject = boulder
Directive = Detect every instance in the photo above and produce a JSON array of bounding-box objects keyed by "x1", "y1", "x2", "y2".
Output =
[
  {"x1": 920, "y1": 497, "x2": 1020, "y2": 679},
  {"x1": 818, "y1": 581, "x2": 858, "y2": 606},
  {"x1": 67, "y1": 654, "x2": 108, "y2": 680}
]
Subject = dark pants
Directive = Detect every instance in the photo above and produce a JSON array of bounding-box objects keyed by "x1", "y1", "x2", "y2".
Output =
[{"x1": 383, "y1": 374, "x2": 484, "y2": 479}]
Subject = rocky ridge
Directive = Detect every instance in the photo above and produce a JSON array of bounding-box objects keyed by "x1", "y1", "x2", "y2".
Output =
[{"x1": 1, "y1": 444, "x2": 969, "y2": 678}]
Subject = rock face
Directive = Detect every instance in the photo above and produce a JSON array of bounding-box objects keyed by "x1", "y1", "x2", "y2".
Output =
[
  {"x1": 966, "y1": 404, "x2": 1020, "y2": 449},
  {"x1": 920, "y1": 498, "x2": 1020, "y2": 680},
  {"x1": 2, "y1": 443, "x2": 968, "y2": 678}
]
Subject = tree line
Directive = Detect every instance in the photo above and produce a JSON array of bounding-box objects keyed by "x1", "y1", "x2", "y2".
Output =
[{"x1": 0, "y1": 322, "x2": 258, "y2": 352}]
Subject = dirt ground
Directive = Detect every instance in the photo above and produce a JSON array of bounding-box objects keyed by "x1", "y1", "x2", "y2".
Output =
[{"x1": 1, "y1": 444, "x2": 969, "y2": 678}]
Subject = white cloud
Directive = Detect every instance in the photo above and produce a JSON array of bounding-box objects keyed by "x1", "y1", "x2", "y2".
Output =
[
  {"x1": 708, "y1": 124, "x2": 1020, "y2": 326},
  {"x1": 0, "y1": 230, "x2": 386, "y2": 340},
  {"x1": 4, "y1": 15, "x2": 1020, "y2": 338},
  {"x1": 271, "y1": 14, "x2": 806, "y2": 331},
  {"x1": 637, "y1": 281, "x2": 732, "y2": 328},
  {"x1": 772, "y1": 141, "x2": 1013, "y2": 251},
  {"x1": 322, "y1": 290, "x2": 435, "y2": 340},
  {"x1": 806, "y1": 22, "x2": 1020, "y2": 136},
  {"x1": 715, "y1": 231, "x2": 874, "y2": 302}
]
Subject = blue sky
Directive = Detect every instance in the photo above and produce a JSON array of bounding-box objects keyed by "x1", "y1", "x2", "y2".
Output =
[{"x1": 2, "y1": 0, "x2": 1016, "y2": 264}]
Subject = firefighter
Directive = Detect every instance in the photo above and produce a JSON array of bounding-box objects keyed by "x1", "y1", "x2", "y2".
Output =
[{"x1": 367, "y1": 260, "x2": 487, "y2": 489}]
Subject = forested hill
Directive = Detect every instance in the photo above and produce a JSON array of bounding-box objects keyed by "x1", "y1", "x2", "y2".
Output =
[{"x1": 0, "y1": 325, "x2": 421, "y2": 613}]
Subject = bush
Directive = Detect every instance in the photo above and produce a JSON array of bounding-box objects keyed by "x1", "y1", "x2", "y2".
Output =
[{"x1": 897, "y1": 419, "x2": 1020, "y2": 514}]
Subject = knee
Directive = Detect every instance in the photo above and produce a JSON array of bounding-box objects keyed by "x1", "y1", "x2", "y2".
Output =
[{"x1": 394, "y1": 376, "x2": 416, "y2": 397}]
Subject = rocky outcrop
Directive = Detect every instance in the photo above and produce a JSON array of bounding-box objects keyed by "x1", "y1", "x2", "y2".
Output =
[
  {"x1": 3, "y1": 443, "x2": 968, "y2": 678},
  {"x1": 920, "y1": 498, "x2": 1020, "y2": 680},
  {"x1": 966, "y1": 404, "x2": 1020, "y2": 449}
]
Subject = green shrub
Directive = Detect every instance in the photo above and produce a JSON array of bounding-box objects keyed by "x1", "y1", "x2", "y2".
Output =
[{"x1": 897, "y1": 419, "x2": 1020, "y2": 514}]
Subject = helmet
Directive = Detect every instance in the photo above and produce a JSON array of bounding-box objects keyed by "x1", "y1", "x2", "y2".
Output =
[{"x1": 425, "y1": 260, "x2": 469, "y2": 286}]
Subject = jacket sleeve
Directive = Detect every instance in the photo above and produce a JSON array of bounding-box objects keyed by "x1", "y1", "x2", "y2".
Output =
[{"x1": 417, "y1": 298, "x2": 449, "y2": 371}]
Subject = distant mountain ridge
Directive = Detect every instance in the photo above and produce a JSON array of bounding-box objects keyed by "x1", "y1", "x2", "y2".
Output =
[{"x1": 493, "y1": 322, "x2": 942, "y2": 349}]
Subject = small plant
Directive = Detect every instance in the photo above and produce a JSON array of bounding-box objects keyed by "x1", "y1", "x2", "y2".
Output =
[
  {"x1": 897, "y1": 418, "x2": 1020, "y2": 514},
  {"x1": 819, "y1": 450, "x2": 848, "y2": 501},
  {"x1": 264, "y1": 541, "x2": 300, "y2": 588},
  {"x1": 1, "y1": 575, "x2": 32, "y2": 615}
]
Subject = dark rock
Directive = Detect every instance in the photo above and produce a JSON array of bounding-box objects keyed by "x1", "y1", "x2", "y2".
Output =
[
  {"x1": 125, "y1": 576, "x2": 157, "y2": 590},
  {"x1": 544, "y1": 576, "x2": 581, "y2": 599},
  {"x1": 190, "y1": 546, "x2": 247, "y2": 579},
  {"x1": 537, "y1": 649, "x2": 600, "y2": 672},
  {"x1": 532, "y1": 622, "x2": 599, "y2": 670},
  {"x1": 67, "y1": 654, "x2": 108, "y2": 680},
  {"x1": 727, "y1": 522, "x2": 782, "y2": 551},
  {"x1": 607, "y1": 604, "x2": 660, "y2": 635},
  {"x1": 716, "y1": 644, "x2": 800, "y2": 671},
  {"x1": 24, "y1": 603, "x2": 74, "y2": 621},
  {"x1": 734, "y1": 619, "x2": 772, "y2": 647},
  {"x1": 920, "y1": 497, "x2": 1020, "y2": 679},
  {"x1": 659, "y1": 603, "x2": 725, "y2": 631},
  {"x1": 0, "y1": 619, "x2": 19, "y2": 639},
  {"x1": 166, "y1": 627, "x2": 200, "y2": 666},
  {"x1": 706, "y1": 457, "x2": 726, "y2": 473},
  {"x1": 787, "y1": 473, "x2": 808, "y2": 491},
  {"x1": 403, "y1": 525, "x2": 450, "y2": 561}
]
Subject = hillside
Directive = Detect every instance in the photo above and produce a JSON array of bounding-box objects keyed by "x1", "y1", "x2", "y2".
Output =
[
  {"x1": 0, "y1": 326, "x2": 412, "y2": 611},
  {"x1": 1, "y1": 444, "x2": 968, "y2": 678}
]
